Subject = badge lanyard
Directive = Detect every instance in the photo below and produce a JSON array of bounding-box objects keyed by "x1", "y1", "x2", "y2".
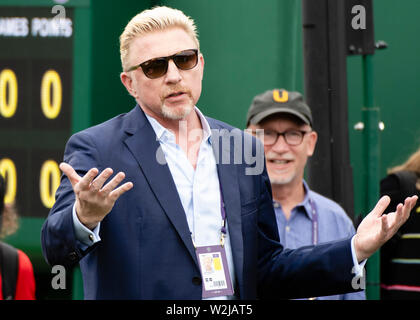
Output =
[
  {"x1": 309, "y1": 198, "x2": 318, "y2": 245},
  {"x1": 219, "y1": 190, "x2": 227, "y2": 247},
  {"x1": 191, "y1": 187, "x2": 227, "y2": 248},
  {"x1": 192, "y1": 186, "x2": 234, "y2": 298},
  {"x1": 307, "y1": 198, "x2": 319, "y2": 301}
]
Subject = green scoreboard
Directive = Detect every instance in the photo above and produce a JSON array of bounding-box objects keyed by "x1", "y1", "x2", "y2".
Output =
[{"x1": 0, "y1": 0, "x2": 149, "y2": 299}]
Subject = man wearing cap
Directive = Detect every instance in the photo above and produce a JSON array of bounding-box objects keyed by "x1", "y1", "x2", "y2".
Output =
[{"x1": 246, "y1": 89, "x2": 365, "y2": 299}]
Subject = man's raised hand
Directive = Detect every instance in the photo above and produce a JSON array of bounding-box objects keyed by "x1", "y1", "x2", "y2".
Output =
[
  {"x1": 354, "y1": 195, "x2": 418, "y2": 262},
  {"x1": 59, "y1": 162, "x2": 134, "y2": 230}
]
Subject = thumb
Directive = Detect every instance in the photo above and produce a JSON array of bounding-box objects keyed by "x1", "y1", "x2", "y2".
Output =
[{"x1": 59, "y1": 162, "x2": 81, "y2": 188}]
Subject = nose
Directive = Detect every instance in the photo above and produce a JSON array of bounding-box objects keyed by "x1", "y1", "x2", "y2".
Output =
[
  {"x1": 270, "y1": 134, "x2": 290, "y2": 153},
  {"x1": 164, "y1": 59, "x2": 182, "y2": 84}
]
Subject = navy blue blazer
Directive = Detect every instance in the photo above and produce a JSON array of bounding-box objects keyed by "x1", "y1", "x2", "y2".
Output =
[{"x1": 41, "y1": 105, "x2": 357, "y2": 299}]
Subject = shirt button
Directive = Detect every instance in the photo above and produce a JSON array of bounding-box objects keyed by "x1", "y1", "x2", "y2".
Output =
[
  {"x1": 285, "y1": 226, "x2": 290, "y2": 232},
  {"x1": 89, "y1": 234, "x2": 94, "y2": 242}
]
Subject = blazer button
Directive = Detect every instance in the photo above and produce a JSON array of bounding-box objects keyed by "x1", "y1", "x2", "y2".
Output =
[
  {"x1": 192, "y1": 276, "x2": 202, "y2": 286},
  {"x1": 68, "y1": 252, "x2": 78, "y2": 261}
]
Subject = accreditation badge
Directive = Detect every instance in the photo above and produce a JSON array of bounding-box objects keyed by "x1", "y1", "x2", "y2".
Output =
[{"x1": 195, "y1": 245, "x2": 234, "y2": 298}]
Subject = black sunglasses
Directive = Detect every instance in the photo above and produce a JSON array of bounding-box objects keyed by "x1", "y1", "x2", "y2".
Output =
[{"x1": 126, "y1": 49, "x2": 199, "y2": 79}]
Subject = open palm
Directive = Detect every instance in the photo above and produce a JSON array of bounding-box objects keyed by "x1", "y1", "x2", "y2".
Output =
[{"x1": 354, "y1": 195, "x2": 418, "y2": 261}]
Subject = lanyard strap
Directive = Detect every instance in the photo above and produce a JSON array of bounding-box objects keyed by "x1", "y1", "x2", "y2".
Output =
[
  {"x1": 219, "y1": 185, "x2": 227, "y2": 247},
  {"x1": 191, "y1": 186, "x2": 227, "y2": 248},
  {"x1": 307, "y1": 198, "x2": 318, "y2": 301},
  {"x1": 308, "y1": 198, "x2": 318, "y2": 245}
]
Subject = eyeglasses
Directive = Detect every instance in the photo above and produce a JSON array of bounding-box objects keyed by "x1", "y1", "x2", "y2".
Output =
[
  {"x1": 126, "y1": 49, "x2": 199, "y2": 79},
  {"x1": 251, "y1": 129, "x2": 311, "y2": 146}
]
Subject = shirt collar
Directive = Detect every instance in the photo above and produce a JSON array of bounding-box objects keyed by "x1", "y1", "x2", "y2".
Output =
[
  {"x1": 300, "y1": 180, "x2": 315, "y2": 220},
  {"x1": 195, "y1": 107, "x2": 212, "y2": 144},
  {"x1": 144, "y1": 107, "x2": 212, "y2": 145},
  {"x1": 272, "y1": 179, "x2": 315, "y2": 220}
]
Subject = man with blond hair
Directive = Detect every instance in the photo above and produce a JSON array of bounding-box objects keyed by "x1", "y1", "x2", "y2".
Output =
[{"x1": 42, "y1": 6, "x2": 417, "y2": 299}]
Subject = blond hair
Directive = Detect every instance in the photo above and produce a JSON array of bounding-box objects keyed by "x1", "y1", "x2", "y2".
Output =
[
  {"x1": 388, "y1": 146, "x2": 420, "y2": 190},
  {"x1": 119, "y1": 6, "x2": 200, "y2": 71}
]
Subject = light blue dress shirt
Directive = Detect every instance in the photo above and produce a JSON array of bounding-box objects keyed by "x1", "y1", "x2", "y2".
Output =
[
  {"x1": 274, "y1": 180, "x2": 366, "y2": 300},
  {"x1": 145, "y1": 108, "x2": 236, "y2": 299}
]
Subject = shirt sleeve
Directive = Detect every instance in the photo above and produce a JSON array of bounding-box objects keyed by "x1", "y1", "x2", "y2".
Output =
[
  {"x1": 72, "y1": 203, "x2": 101, "y2": 247},
  {"x1": 350, "y1": 235, "x2": 367, "y2": 280}
]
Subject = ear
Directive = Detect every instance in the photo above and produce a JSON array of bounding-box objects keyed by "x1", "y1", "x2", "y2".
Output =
[
  {"x1": 306, "y1": 130, "x2": 318, "y2": 157},
  {"x1": 120, "y1": 72, "x2": 137, "y2": 99},
  {"x1": 246, "y1": 124, "x2": 258, "y2": 131},
  {"x1": 244, "y1": 124, "x2": 258, "y2": 136},
  {"x1": 198, "y1": 53, "x2": 205, "y2": 80}
]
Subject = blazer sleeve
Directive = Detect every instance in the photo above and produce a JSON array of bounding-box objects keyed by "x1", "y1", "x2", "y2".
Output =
[
  {"x1": 41, "y1": 130, "x2": 102, "y2": 267},
  {"x1": 256, "y1": 169, "x2": 357, "y2": 299}
]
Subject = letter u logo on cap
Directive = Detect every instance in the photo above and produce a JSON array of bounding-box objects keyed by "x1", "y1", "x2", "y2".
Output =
[{"x1": 273, "y1": 89, "x2": 288, "y2": 103}]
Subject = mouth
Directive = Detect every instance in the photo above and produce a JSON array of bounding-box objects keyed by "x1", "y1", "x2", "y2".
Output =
[
  {"x1": 268, "y1": 159, "x2": 293, "y2": 165},
  {"x1": 166, "y1": 91, "x2": 186, "y2": 99}
]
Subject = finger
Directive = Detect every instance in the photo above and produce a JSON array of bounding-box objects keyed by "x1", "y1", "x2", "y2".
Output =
[
  {"x1": 392, "y1": 202, "x2": 409, "y2": 230},
  {"x1": 407, "y1": 195, "x2": 418, "y2": 210},
  {"x1": 370, "y1": 195, "x2": 391, "y2": 218},
  {"x1": 381, "y1": 215, "x2": 388, "y2": 234},
  {"x1": 396, "y1": 202, "x2": 404, "y2": 213},
  {"x1": 59, "y1": 162, "x2": 81, "y2": 188},
  {"x1": 77, "y1": 167, "x2": 99, "y2": 190},
  {"x1": 379, "y1": 214, "x2": 394, "y2": 244},
  {"x1": 400, "y1": 196, "x2": 417, "y2": 218},
  {"x1": 395, "y1": 202, "x2": 404, "y2": 219},
  {"x1": 90, "y1": 168, "x2": 114, "y2": 192},
  {"x1": 383, "y1": 202, "x2": 404, "y2": 232},
  {"x1": 395, "y1": 197, "x2": 414, "y2": 217},
  {"x1": 108, "y1": 182, "x2": 134, "y2": 201},
  {"x1": 100, "y1": 171, "x2": 126, "y2": 195}
]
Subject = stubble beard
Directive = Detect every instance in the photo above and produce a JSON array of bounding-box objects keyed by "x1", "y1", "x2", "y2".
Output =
[
  {"x1": 269, "y1": 172, "x2": 296, "y2": 186},
  {"x1": 160, "y1": 85, "x2": 196, "y2": 120},
  {"x1": 161, "y1": 102, "x2": 194, "y2": 120}
]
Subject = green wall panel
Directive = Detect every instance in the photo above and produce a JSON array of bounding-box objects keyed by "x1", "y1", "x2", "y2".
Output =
[
  {"x1": 348, "y1": 0, "x2": 420, "y2": 217},
  {"x1": 163, "y1": 0, "x2": 304, "y2": 129}
]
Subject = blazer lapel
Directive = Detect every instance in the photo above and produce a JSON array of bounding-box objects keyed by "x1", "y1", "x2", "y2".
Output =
[
  {"x1": 209, "y1": 120, "x2": 244, "y2": 293},
  {"x1": 122, "y1": 106, "x2": 198, "y2": 266}
]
